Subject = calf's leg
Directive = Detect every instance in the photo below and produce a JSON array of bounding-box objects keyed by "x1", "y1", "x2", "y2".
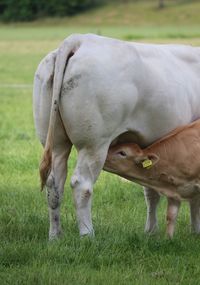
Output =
[
  {"x1": 166, "y1": 198, "x2": 180, "y2": 238},
  {"x1": 144, "y1": 187, "x2": 160, "y2": 233},
  {"x1": 189, "y1": 197, "x2": 200, "y2": 233},
  {"x1": 71, "y1": 145, "x2": 108, "y2": 236}
]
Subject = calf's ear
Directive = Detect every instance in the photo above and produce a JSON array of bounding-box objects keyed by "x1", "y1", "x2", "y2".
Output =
[{"x1": 147, "y1": 153, "x2": 159, "y2": 165}]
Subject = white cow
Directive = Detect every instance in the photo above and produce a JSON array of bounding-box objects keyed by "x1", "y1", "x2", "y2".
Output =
[{"x1": 33, "y1": 34, "x2": 200, "y2": 239}]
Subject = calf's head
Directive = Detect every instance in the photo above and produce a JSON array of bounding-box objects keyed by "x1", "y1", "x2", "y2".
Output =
[{"x1": 105, "y1": 143, "x2": 159, "y2": 176}]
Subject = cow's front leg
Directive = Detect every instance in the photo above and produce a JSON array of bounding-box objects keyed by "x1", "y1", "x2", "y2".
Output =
[
  {"x1": 71, "y1": 145, "x2": 108, "y2": 236},
  {"x1": 166, "y1": 198, "x2": 180, "y2": 238},
  {"x1": 189, "y1": 197, "x2": 200, "y2": 234},
  {"x1": 46, "y1": 140, "x2": 72, "y2": 240},
  {"x1": 144, "y1": 187, "x2": 160, "y2": 233}
]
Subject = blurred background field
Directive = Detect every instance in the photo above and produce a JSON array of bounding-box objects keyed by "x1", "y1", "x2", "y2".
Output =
[{"x1": 1, "y1": 1, "x2": 200, "y2": 284}]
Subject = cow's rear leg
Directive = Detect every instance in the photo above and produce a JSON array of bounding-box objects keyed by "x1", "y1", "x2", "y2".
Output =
[
  {"x1": 166, "y1": 198, "x2": 180, "y2": 238},
  {"x1": 70, "y1": 145, "x2": 108, "y2": 236},
  {"x1": 45, "y1": 117, "x2": 72, "y2": 240},
  {"x1": 189, "y1": 197, "x2": 200, "y2": 234},
  {"x1": 144, "y1": 187, "x2": 160, "y2": 233},
  {"x1": 47, "y1": 144, "x2": 71, "y2": 240}
]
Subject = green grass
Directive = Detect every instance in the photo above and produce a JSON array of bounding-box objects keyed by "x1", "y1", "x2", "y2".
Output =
[{"x1": 1, "y1": 1, "x2": 200, "y2": 283}]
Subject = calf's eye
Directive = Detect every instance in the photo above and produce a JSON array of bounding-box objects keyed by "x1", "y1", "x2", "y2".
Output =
[{"x1": 117, "y1": 151, "x2": 127, "y2": 157}]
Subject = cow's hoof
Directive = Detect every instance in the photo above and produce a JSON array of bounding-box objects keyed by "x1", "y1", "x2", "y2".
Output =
[
  {"x1": 49, "y1": 229, "x2": 62, "y2": 241},
  {"x1": 80, "y1": 229, "x2": 95, "y2": 238}
]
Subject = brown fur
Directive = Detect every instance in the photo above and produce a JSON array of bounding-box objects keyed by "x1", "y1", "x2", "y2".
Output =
[
  {"x1": 39, "y1": 145, "x2": 52, "y2": 190},
  {"x1": 39, "y1": 125, "x2": 54, "y2": 190}
]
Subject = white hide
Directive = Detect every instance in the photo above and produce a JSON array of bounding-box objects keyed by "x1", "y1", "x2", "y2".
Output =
[{"x1": 33, "y1": 34, "x2": 200, "y2": 238}]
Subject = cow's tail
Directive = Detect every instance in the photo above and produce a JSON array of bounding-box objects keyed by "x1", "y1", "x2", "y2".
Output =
[{"x1": 39, "y1": 34, "x2": 82, "y2": 190}]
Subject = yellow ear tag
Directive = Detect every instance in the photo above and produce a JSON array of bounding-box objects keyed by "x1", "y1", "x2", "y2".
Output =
[{"x1": 142, "y1": 159, "x2": 153, "y2": 169}]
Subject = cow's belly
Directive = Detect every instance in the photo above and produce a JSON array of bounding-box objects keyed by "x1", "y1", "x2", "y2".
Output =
[{"x1": 125, "y1": 103, "x2": 193, "y2": 147}]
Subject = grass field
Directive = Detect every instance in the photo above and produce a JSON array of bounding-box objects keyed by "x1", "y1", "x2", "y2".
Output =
[{"x1": 1, "y1": 1, "x2": 200, "y2": 284}]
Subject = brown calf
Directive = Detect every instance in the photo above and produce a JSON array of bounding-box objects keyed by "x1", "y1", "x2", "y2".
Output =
[{"x1": 104, "y1": 119, "x2": 200, "y2": 237}]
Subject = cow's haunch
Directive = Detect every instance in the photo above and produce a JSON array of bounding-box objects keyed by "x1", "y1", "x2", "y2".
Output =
[{"x1": 33, "y1": 34, "x2": 200, "y2": 239}]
